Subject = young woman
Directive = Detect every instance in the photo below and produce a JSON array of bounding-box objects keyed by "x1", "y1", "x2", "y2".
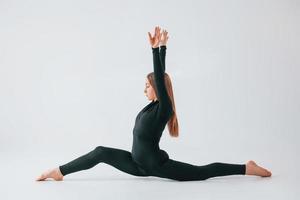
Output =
[{"x1": 36, "y1": 26, "x2": 272, "y2": 182}]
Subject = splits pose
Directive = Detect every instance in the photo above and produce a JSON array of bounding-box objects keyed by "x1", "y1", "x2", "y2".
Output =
[{"x1": 36, "y1": 26, "x2": 272, "y2": 182}]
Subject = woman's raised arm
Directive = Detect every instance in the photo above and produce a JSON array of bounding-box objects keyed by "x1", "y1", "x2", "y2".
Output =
[
  {"x1": 159, "y1": 30, "x2": 168, "y2": 72},
  {"x1": 148, "y1": 26, "x2": 173, "y2": 118}
]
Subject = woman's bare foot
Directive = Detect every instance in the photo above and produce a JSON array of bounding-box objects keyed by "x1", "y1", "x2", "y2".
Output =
[
  {"x1": 36, "y1": 167, "x2": 64, "y2": 181},
  {"x1": 245, "y1": 160, "x2": 272, "y2": 177}
]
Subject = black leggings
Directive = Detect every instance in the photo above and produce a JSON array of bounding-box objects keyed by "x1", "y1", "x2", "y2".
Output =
[{"x1": 59, "y1": 146, "x2": 246, "y2": 181}]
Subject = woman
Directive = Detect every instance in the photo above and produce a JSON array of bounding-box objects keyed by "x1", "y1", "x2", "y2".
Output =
[{"x1": 36, "y1": 26, "x2": 272, "y2": 182}]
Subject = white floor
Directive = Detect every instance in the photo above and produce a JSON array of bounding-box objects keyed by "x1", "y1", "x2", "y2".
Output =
[{"x1": 1, "y1": 148, "x2": 298, "y2": 200}]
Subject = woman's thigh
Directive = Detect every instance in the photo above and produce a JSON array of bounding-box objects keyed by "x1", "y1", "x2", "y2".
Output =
[{"x1": 95, "y1": 146, "x2": 149, "y2": 177}]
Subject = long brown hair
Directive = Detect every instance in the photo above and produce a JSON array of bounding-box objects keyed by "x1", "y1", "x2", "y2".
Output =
[{"x1": 147, "y1": 72, "x2": 179, "y2": 137}]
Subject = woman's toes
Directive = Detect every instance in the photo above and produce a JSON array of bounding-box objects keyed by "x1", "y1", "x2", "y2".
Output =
[
  {"x1": 262, "y1": 169, "x2": 272, "y2": 177},
  {"x1": 35, "y1": 176, "x2": 41, "y2": 181},
  {"x1": 267, "y1": 171, "x2": 272, "y2": 177},
  {"x1": 36, "y1": 174, "x2": 46, "y2": 181},
  {"x1": 256, "y1": 164, "x2": 272, "y2": 177}
]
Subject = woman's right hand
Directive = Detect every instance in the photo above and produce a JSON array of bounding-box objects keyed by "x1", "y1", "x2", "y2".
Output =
[{"x1": 148, "y1": 26, "x2": 162, "y2": 48}]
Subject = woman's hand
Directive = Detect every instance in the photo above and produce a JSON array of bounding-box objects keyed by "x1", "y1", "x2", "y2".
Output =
[
  {"x1": 160, "y1": 29, "x2": 169, "y2": 46},
  {"x1": 148, "y1": 26, "x2": 162, "y2": 48}
]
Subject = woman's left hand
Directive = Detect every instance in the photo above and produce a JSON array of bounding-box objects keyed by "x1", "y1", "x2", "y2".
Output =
[{"x1": 160, "y1": 29, "x2": 169, "y2": 46}]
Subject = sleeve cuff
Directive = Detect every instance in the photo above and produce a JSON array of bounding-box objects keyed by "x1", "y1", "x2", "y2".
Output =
[{"x1": 152, "y1": 47, "x2": 159, "y2": 52}]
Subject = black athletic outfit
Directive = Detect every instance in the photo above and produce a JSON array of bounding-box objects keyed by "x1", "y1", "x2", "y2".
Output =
[{"x1": 59, "y1": 46, "x2": 246, "y2": 181}]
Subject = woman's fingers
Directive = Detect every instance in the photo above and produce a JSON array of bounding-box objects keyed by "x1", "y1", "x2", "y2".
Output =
[
  {"x1": 158, "y1": 31, "x2": 162, "y2": 41},
  {"x1": 156, "y1": 26, "x2": 161, "y2": 36},
  {"x1": 163, "y1": 30, "x2": 168, "y2": 37},
  {"x1": 159, "y1": 30, "x2": 167, "y2": 41},
  {"x1": 154, "y1": 26, "x2": 158, "y2": 37},
  {"x1": 165, "y1": 32, "x2": 169, "y2": 41},
  {"x1": 148, "y1": 32, "x2": 152, "y2": 40}
]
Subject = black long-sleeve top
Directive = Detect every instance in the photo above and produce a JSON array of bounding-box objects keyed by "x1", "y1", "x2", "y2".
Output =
[{"x1": 131, "y1": 46, "x2": 174, "y2": 171}]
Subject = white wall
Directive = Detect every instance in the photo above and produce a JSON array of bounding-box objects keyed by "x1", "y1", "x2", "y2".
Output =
[{"x1": 0, "y1": 0, "x2": 299, "y2": 165}]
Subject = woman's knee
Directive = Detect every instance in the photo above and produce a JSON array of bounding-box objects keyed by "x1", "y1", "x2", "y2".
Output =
[
  {"x1": 94, "y1": 145, "x2": 104, "y2": 152},
  {"x1": 90, "y1": 146, "x2": 109, "y2": 161}
]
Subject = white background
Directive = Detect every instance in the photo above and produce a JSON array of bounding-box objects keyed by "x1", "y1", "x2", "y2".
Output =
[{"x1": 0, "y1": 0, "x2": 299, "y2": 199}]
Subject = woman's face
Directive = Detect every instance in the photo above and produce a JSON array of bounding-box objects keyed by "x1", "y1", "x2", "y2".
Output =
[{"x1": 144, "y1": 78, "x2": 157, "y2": 101}]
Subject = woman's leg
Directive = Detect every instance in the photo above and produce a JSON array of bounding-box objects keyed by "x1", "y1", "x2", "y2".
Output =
[
  {"x1": 59, "y1": 146, "x2": 148, "y2": 177},
  {"x1": 151, "y1": 158, "x2": 246, "y2": 181}
]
